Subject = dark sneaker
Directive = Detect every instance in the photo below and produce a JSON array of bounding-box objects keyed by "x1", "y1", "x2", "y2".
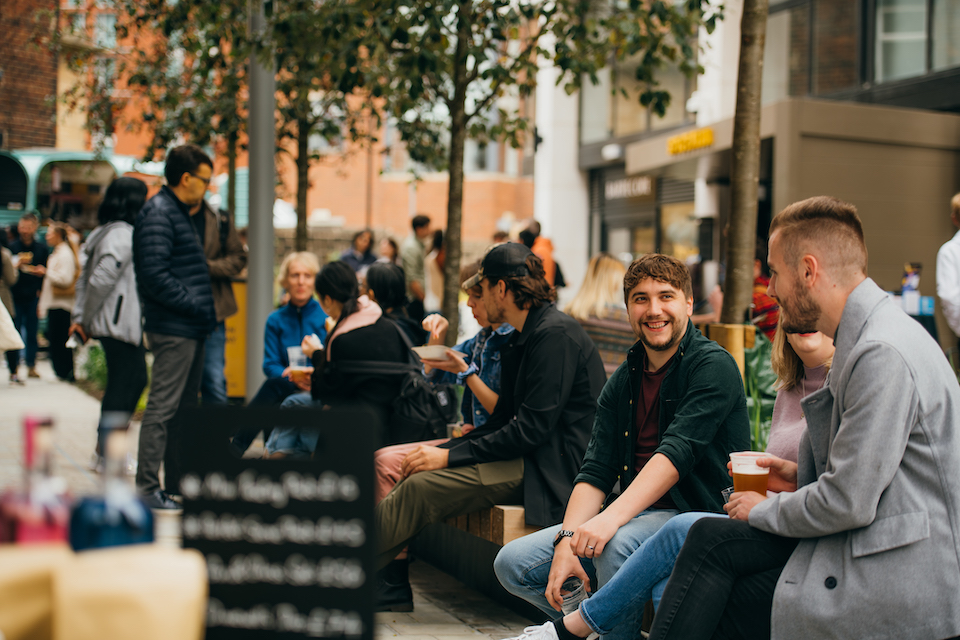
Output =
[
  {"x1": 376, "y1": 558, "x2": 414, "y2": 612},
  {"x1": 142, "y1": 490, "x2": 183, "y2": 511}
]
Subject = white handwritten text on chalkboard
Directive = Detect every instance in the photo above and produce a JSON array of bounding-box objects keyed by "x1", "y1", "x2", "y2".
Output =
[
  {"x1": 180, "y1": 470, "x2": 361, "y2": 508},
  {"x1": 207, "y1": 599, "x2": 364, "y2": 637},
  {"x1": 207, "y1": 553, "x2": 366, "y2": 588},
  {"x1": 183, "y1": 512, "x2": 366, "y2": 546}
]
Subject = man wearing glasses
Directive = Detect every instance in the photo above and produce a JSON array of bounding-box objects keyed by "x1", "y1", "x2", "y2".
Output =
[{"x1": 133, "y1": 144, "x2": 217, "y2": 510}]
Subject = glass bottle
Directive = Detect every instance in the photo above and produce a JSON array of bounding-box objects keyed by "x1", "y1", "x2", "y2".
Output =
[
  {"x1": 69, "y1": 414, "x2": 154, "y2": 550},
  {"x1": 0, "y1": 416, "x2": 71, "y2": 544}
]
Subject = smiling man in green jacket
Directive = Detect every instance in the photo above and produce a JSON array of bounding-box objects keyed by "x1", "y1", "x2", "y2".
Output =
[{"x1": 495, "y1": 253, "x2": 749, "y2": 640}]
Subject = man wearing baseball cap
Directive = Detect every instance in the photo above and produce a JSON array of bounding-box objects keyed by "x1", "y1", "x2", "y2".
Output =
[{"x1": 375, "y1": 243, "x2": 607, "y2": 607}]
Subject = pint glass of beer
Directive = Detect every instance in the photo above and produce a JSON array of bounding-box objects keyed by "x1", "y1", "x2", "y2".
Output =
[{"x1": 729, "y1": 451, "x2": 769, "y2": 495}]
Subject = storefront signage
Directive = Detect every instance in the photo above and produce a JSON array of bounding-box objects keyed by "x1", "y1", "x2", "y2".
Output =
[
  {"x1": 605, "y1": 175, "x2": 654, "y2": 201},
  {"x1": 181, "y1": 406, "x2": 377, "y2": 640},
  {"x1": 666, "y1": 127, "x2": 714, "y2": 155}
]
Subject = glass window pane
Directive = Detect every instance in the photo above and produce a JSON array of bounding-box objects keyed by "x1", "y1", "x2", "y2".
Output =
[
  {"x1": 94, "y1": 14, "x2": 116, "y2": 48},
  {"x1": 650, "y1": 64, "x2": 693, "y2": 131},
  {"x1": 763, "y1": 11, "x2": 790, "y2": 103},
  {"x1": 613, "y1": 58, "x2": 648, "y2": 137},
  {"x1": 580, "y1": 68, "x2": 612, "y2": 144},
  {"x1": 876, "y1": 0, "x2": 927, "y2": 82},
  {"x1": 933, "y1": 0, "x2": 960, "y2": 71}
]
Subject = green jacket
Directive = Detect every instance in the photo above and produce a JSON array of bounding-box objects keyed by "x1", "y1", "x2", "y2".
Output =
[{"x1": 575, "y1": 320, "x2": 749, "y2": 513}]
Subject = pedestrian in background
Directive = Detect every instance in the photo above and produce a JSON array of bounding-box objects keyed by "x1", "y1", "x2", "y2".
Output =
[
  {"x1": 378, "y1": 237, "x2": 402, "y2": 267},
  {"x1": 133, "y1": 144, "x2": 216, "y2": 510},
  {"x1": 71, "y1": 177, "x2": 149, "y2": 471},
  {"x1": 7, "y1": 213, "x2": 48, "y2": 382},
  {"x1": 0, "y1": 233, "x2": 19, "y2": 376},
  {"x1": 39, "y1": 222, "x2": 79, "y2": 381},
  {"x1": 564, "y1": 252, "x2": 629, "y2": 323},
  {"x1": 341, "y1": 229, "x2": 378, "y2": 278},
  {"x1": 400, "y1": 214, "x2": 431, "y2": 320},
  {"x1": 197, "y1": 200, "x2": 247, "y2": 405},
  {"x1": 423, "y1": 229, "x2": 444, "y2": 314}
]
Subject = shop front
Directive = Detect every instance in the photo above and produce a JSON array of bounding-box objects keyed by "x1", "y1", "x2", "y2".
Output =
[{"x1": 619, "y1": 97, "x2": 960, "y2": 349}]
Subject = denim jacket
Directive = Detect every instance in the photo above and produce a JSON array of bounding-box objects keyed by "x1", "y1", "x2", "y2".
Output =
[{"x1": 427, "y1": 323, "x2": 514, "y2": 428}]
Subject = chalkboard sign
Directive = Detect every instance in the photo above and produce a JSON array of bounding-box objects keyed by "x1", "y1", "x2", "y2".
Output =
[{"x1": 180, "y1": 406, "x2": 377, "y2": 640}]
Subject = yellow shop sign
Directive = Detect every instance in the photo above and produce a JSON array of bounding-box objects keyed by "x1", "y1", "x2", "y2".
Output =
[{"x1": 667, "y1": 127, "x2": 714, "y2": 155}]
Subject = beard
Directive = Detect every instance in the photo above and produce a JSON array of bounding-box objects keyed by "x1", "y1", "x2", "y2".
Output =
[
  {"x1": 779, "y1": 282, "x2": 821, "y2": 334},
  {"x1": 637, "y1": 316, "x2": 686, "y2": 353},
  {"x1": 484, "y1": 295, "x2": 506, "y2": 324}
]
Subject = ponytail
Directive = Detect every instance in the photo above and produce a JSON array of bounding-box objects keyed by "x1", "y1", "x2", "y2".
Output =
[{"x1": 315, "y1": 261, "x2": 361, "y2": 336}]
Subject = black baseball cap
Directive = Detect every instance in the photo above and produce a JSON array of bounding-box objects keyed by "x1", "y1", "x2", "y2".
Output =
[{"x1": 462, "y1": 243, "x2": 533, "y2": 290}]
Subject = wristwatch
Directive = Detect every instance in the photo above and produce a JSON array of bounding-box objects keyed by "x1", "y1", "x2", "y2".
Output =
[
  {"x1": 456, "y1": 362, "x2": 479, "y2": 386},
  {"x1": 553, "y1": 530, "x2": 574, "y2": 547}
]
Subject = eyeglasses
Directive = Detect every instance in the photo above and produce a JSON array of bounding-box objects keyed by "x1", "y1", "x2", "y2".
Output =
[{"x1": 189, "y1": 172, "x2": 212, "y2": 187}]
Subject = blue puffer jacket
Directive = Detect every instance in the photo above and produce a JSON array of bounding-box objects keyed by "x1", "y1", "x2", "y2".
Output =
[
  {"x1": 133, "y1": 186, "x2": 216, "y2": 339},
  {"x1": 262, "y1": 298, "x2": 328, "y2": 378}
]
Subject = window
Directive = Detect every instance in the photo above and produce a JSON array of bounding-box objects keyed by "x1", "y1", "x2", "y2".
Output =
[
  {"x1": 873, "y1": 0, "x2": 960, "y2": 82},
  {"x1": 94, "y1": 13, "x2": 116, "y2": 49},
  {"x1": 933, "y1": 0, "x2": 960, "y2": 71},
  {"x1": 875, "y1": 0, "x2": 926, "y2": 82}
]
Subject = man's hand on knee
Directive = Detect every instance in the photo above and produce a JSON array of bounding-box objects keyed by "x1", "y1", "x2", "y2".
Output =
[{"x1": 400, "y1": 445, "x2": 449, "y2": 478}]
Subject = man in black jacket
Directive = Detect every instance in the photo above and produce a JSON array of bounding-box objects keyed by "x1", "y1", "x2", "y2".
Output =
[
  {"x1": 375, "y1": 242, "x2": 606, "y2": 609},
  {"x1": 133, "y1": 144, "x2": 216, "y2": 510},
  {"x1": 7, "y1": 213, "x2": 49, "y2": 382}
]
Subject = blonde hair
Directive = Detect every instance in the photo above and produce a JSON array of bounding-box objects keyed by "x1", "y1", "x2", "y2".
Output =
[
  {"x1": 47, "y1": 222, "x2": 80, "y2": 268},
  {"x1": 770, "y1": 323, "x2": 832, "y2": 391},
  {"x1": 277, "y1": 251, "x2": 320, "y2": 288},
  {"x1": 565, "y1": 252, "x2": 627, "y2": 321}
]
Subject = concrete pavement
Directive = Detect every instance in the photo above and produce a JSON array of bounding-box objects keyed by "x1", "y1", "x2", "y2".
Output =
[{"x1": 1, "y1": 357, "x2": 534, "y2": 640}]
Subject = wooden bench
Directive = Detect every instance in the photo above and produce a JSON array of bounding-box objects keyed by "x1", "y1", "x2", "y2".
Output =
[{"x1": 443, "y1": 505, "x2": 541, "y2": 546}]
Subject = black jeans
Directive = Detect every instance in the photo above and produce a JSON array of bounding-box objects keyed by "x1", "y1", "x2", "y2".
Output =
[
  {"x1": 229, "y1": 376, "x2": 299, "y2": 453},
  {"x1": 649, "y1": 518, "x2": 799, "y2": 640},
  {"x1": 46, "y1": 308, "x2": 74, "y2": 380},
  {"x1": 98, "y1": 336, "x2": 148, "y2": 447}
]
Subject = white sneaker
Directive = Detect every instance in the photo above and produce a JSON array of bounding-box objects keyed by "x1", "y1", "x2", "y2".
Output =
[{"x1": 502, "y1": 623, "x2": 559, "y2": 640}]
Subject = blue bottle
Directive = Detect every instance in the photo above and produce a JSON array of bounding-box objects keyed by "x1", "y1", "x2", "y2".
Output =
[{"x1": 69, "y1": 415, "x2": 154, "y2": 550}]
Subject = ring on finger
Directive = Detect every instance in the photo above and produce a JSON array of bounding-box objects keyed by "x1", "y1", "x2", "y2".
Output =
[{"x1": 587, "y1": 545, "x2": 595, "y2": 550}]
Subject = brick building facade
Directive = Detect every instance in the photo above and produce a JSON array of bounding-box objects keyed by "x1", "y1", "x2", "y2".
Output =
[{"x1": 0, "y1": 0, "x2": 58, "y2": 149}]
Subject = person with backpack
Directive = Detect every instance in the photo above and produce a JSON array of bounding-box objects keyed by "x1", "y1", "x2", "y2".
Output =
[{"x1": 373, "y1": 259, "x2": 515, "y2": 611}]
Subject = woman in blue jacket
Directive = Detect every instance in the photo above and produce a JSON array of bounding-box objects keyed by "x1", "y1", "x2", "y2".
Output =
[{"x1": 231, "y1": 251, "x2": 327, "y2": 454}]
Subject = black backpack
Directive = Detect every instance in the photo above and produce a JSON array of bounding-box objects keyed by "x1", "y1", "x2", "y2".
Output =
[{"x1": 335, "y1": 323, "x2": 459, "y2": 445}]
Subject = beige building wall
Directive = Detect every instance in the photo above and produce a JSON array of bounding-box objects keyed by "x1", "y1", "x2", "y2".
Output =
[{"x1": 55, "y1": 61, "x2": 88, "y2": 151}]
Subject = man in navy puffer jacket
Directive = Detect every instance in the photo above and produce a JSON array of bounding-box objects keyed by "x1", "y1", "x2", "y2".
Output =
[{"x1": 133, "y1": 144, "x2": 216, "y2": 510}]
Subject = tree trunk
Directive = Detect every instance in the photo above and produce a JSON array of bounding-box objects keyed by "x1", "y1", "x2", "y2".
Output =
[
  {"x1": 440, "y1": 0, "x2": 472, "y2": 346},
  {"x1": 720, "y1": 0, "x2": 769, "y2": 325},
  {"x1": 227, "y1": 128, "x2": 237, "y2": 218},
  {"x1": 295, "y1": 114, "x2": 310, "y2": 252}
]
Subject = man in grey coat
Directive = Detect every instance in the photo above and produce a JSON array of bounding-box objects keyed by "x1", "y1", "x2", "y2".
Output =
[{"x1": 648, "y1": 195, "x2": 960, "y2": 640}]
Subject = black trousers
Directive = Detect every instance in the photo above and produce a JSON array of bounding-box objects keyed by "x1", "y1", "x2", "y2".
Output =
[
  {"x1": 649, "y1": 518, "x2": 799, "y2": 640},
  {"x1": 98, "y1": 336, "x2": 148, "y2": 447},
  {"x1": 46, "y1": 308, "x2": 74, "y2": 380}
]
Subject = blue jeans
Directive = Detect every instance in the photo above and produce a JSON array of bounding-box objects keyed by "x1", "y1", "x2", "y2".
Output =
[
  {"x1": 494, "y1": 508, "x2": 678, "y2": 640},
  {"x1": 10, "y1": 296, "x2": 39, "y2": 368},
  {"x1": 579, "y1": 512, "x2": 725, "y2": 636},
  {"x1": 201, "y1": 322, "x2": 228, "y2": 404},
  {"x1": 263, "y1": 392, "x2": 319, "y2": 457}
]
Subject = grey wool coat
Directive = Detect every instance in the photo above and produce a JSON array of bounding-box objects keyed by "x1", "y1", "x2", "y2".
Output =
[{"x1": 750, "y1": 278, "x2": 960, "y2": 640}]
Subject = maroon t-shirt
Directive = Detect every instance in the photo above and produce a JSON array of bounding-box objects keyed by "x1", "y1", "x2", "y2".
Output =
[{"x1": 634, "y1": 355, "x2": 676, "y2": 509}]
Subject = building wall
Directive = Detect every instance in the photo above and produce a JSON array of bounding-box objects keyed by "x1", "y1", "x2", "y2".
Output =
[{"x1": 0, "y1": 0, "x2": 58, "y2": 149}]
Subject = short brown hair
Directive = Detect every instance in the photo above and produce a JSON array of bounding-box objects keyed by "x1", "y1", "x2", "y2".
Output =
[
  {"x1": 491, "y1": 254, "x2": 556, "y2": 309},
  {"x1": 769, "y1": 196, "x2": 867, "y2": 279},
  {"x1": 623, "y1": 254, "x2": 693, "y2": 304},
  {"x1": 951, "y1": 192, "x2": 960, "y2": 222}
]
